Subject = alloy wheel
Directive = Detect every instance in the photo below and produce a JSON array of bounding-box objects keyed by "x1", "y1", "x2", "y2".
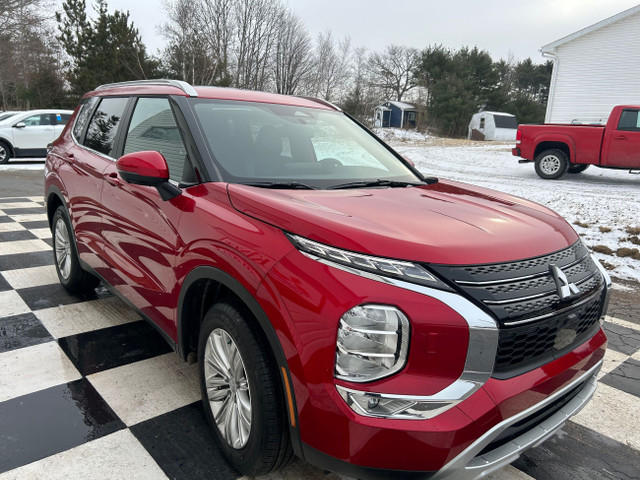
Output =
[
  {"x1": 204, "y1": 328, "x2": 252, "y2": 449},
  {"x1": 54, "y1": 218, "x2": 72, "y2": 280},
  {"x1": 539, "y1": 154, "x2": 561, "y2": 175}
]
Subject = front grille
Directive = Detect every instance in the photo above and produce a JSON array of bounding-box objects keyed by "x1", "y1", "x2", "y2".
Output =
[{"x1": 430, "y1": 241, "x2": 606, "y2": 378}]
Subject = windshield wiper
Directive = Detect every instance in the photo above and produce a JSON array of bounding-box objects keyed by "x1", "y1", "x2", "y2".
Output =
[
  {"x1": 327, "y1": 179, "x2": 424, "y2": 190},
  {"x1": 240, "y1": 181, "x2": 318, "y2": 190}
]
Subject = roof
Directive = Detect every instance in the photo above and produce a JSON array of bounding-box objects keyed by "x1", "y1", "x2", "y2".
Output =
[
  {"x1": 541, "y1": 4, "x2": 640, "y2": 52},
  {"x1": 477, "y1": 111, "x2": 516, "y2": 117},
  {"x1": 88, "y1": 80, "x2": 337, "y2": 111},
  {"x1": 387, "y1": 101, "x2": 416, "y2": 111},
  {"x1": 374, "y1": 105, "x2": 391, "y2": 111}
]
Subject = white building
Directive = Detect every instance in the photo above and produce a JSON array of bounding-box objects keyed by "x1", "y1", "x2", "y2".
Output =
[
  {"x1": 542, "y1": 5, "x2": 640, "y2": 124},
  {"x1": 467, "y1": 111, "x2": 518, "y2": 141}
]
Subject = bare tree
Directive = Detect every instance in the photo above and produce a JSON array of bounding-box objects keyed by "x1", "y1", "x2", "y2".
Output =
[
  {"x1": 368, "y1": 44, "x2": 418, "y2": 101},
  {"x1": 310, "y1": 31, "x2": 352, "y2": 103},
  {"x1": 197, "y1": 0, "x2": 234, "y2": 85},
  {"x1": 233, "y1": 0, "x2": 284, "y2": 90},
  {"x1": 161, "y1": 0, "x2": 219, "y2": 85},
  {"x1": 273, "y1": 11, "x2": 312, "y2": 95}
]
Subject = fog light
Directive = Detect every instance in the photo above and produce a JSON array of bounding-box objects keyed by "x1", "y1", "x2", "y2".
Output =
[
  {"x1": 337, "y1": 386, "x2": 456, "y2": 420},
  {"x1": 335, "y1": 305, "x2": 409, "y2": 382}
]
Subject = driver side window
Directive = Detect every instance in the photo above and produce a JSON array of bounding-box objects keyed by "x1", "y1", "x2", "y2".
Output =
[{"x1": 123, "y1": 97, "x2": 192, "y2": 183}]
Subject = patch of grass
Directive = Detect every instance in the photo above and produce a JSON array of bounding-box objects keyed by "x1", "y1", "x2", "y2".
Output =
[
  {"x1": 573, "y1": 220, "x2": 590, "y2": 228},
  {"x1": 599, "y1": 260, "x2": 616, "y2": 271},
  {"x1": 598, "y1": 226, "x2": 612, "y2": 233},
  {"x1": 625, "y1": 226, "x2": 640, "y2": 235},
  {"x1": 628, "y1": 236, "x2": 640, "y2": 246},
  {"x1": 591, "y1": 245, "x2": 614, "y2": 255},
  {"x1": 616, "y1": 247, "x2": 640, "y2": 260}
]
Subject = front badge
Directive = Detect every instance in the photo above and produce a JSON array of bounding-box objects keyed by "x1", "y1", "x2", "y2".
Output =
[{"x1": 549, "y1": 264, "x2": 580, "y2": 300}]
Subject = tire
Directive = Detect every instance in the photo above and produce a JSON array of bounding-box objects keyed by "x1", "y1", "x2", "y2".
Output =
[
  {"x1": 567, "y1": 164, "x2": 589, "y2": 174},
  {"x1": 534, "y1": 148, "x2": 568, "y2": 179},
  {"x1": 198, "y1": 302, "x2": 293, "y2": 476},
  {"x1": 0, "y1": 140, "x2": 11, "y2": 164},
  {"x1": 52, "y1": 206, "x2": 100, "y2": 293}
]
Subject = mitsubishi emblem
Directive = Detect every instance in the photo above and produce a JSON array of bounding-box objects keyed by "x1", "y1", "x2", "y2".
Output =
[{"x1": 549, "y1": 264, "x2": 580, "y2": 300}]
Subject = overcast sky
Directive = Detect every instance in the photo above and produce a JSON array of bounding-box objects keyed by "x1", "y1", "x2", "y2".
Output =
[{"x1": 101, "y1": 0, "x2": 639, "y2": 62}]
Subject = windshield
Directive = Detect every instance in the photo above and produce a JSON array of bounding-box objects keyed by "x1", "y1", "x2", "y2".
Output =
[
  {"x1": 0, "y1": 112, "x2": 19, "y2": 124},
  {"x1": 191, "y1": 99, "x2": 421, "y2": 189}
]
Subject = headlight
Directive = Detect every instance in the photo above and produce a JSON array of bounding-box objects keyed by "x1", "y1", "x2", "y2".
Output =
[
  {"x1": 287, "y1": 234, "x2": 451, "y2": 290},
  {"x1": 335, "y1": 305, "x2": 409, "y2": 382}
]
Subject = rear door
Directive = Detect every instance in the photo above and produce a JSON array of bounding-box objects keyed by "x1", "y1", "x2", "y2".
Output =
[
  {"x1": 605, "y1": 108, "x2": 640, "y2": 167},
  {"x1": 65, "y1": 96, "x2": 129, "y2": 271},
  {"x1": 100, "y1": 96, "x2": 198, "y2": 338}
]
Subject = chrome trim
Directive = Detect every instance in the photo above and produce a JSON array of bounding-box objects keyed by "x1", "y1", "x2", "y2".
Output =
[
  {"x1": 502, "y1": 287, "x2": 603, "y2": 327},
  {"x1": 95, "y1": 79, "x2": 199, "y2": 97},
  {"x1": 454, "y1": 252, "x2": 591, "y2": 287},
  {"x1": 483, "y1": 270, "x2": 598, "y2": 306},
  {"x1": 431, "y1": 359, "x2": 602, "y2": 480},
  {"x1": 591, "y1": 254, "x2": 612, "y2": 322},
  {"x1": 308, "y1": 254, "x2": 499, "y2": 406}
]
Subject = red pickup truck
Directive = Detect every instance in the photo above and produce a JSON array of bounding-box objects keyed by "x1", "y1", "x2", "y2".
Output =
[{"x1": 513, "y1": 105, "x2": 640, "y2": 179}]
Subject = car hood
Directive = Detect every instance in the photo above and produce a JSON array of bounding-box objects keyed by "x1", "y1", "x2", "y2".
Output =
[{"x1": 227, "y1": 180, "x2": 578, "y2": 265}]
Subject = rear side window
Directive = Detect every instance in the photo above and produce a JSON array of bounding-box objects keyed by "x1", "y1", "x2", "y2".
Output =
[
  {"x1": 73, "y1": 97, "x2": 99, "y2": 140},
  {"x1": 617, "y1": 109, "x2": 640, "y2": 131},
  {"x1": 84, "y1": 97, "x2": 129, "y2": 156},
  {"x1": 123, "y1": 97, "x2": 190, "y2": 183}
]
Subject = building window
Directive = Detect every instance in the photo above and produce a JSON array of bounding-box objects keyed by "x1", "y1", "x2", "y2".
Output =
[{"x1": 479, "y1": 118, "x2": 485, "y2": 129}]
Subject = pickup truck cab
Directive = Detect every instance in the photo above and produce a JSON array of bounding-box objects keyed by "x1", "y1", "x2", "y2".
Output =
[{"x1": 513, "y1": 105, "x2": 640, "y2": 179}]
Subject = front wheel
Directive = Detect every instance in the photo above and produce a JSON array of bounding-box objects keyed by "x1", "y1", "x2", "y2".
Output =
[
  {"x1": 0, "y1": 141, "x2": 11, "y2": 164},
  {"x1": 198, "y1": 303, "x2": 293, "y2": 476},
  {"x1": 567, "y1": 164, "x2": 589, "y2": 174},
  {"x1": 534, "y1": 149, "x2": 568, "y2": 179}
]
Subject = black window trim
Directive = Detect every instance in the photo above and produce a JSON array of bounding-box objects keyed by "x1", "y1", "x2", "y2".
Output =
[{"x1": 617, "y1": 108, "x2": 640, "y2": 132}]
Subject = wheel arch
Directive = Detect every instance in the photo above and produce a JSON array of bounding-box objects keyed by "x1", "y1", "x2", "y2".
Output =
[
  {"x1": 533, "y1": 138, "x2": 573, "y2": 163},
  {"x1": 46, "y1": 185, "x2": 66, "y2": 228},
  {"x1": 0, "y1": 136, "x2": 15, "y2": 156},
  {"x1": 177, "y1": 265, "x2": 303, "y2": 457}
]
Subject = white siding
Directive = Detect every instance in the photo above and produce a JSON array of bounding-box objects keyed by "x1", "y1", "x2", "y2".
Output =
[{"x1": 545, "y1": 11, "x2": 640, "y2": 123}]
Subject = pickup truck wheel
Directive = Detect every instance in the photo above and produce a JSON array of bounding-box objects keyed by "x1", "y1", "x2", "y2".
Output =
[
  {"x1": 535, "y1": 149, "x2": 568, "y2": 179},
  {"x1": 0, "y1": 141, "x2": 11, "y2": 164},
  {"x1": 198, "y1": 303, "x2": 293, "y2": 476},
  {"x1": 567, "y1": 164, "x2": 589, "y2": 174}
]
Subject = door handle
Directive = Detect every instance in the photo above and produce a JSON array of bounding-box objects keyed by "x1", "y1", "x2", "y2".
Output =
[
  {"x1": 105, "y1": 172, "x2": 120, "y2": 186},
  {"x1": 613, "y1": 134, "x2": 628, "y2": 140}
]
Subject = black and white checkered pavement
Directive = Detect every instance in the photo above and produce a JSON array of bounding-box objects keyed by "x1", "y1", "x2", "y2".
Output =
[{"x1": 1, "y1": 196, "x2": 638, "y2": 480}]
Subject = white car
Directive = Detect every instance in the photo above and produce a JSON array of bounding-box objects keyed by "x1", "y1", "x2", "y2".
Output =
[{"x1": 0, "y1": 109, "x2": 74, "y2": 163}]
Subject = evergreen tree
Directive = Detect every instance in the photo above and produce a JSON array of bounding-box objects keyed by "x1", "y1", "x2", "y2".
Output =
[{"x1": 57, "y1": 0, "x2": 160, "y2": 98}]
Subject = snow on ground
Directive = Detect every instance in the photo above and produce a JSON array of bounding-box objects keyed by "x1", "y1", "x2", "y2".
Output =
[
  {"x1": 0, "y1": 159, "x2": 44, "y2": 171},
  {"x1": 373, "y1": 127, "x2": 431, "y2": 142},
  {"x1": 389, "y1": 138, "x2": 640, "y2": 283}
]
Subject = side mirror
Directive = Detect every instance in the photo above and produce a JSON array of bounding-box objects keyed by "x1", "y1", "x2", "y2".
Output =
[
  {"x1": 13, "y1": 122, "x2": 26, "y2": 128},
  {"x1": 116, "y1": 151, "x2": 181, "y2": 201}
]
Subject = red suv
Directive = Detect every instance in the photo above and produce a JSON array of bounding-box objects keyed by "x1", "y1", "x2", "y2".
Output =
[{"x1": 45, "y1": 80, "x2": 610, "y2": 479}]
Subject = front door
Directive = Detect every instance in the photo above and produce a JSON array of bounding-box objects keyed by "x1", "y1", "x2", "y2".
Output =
[
  {"x1": 12, "y1": 113, "x2": 56, "y2": 155},
  {"x1": 100, "y1": 96, "x2": 197, "y2": 338},
  {"x1": 606, "y1": 108, "x2": 640, "y2": 168}
]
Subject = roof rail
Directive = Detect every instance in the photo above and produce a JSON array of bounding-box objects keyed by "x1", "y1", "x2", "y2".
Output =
[
  {"x1": 299, "y1": 96, "x2": 342, "y2": 112},
  {"x1": 95, "y1": 79, "x2": 198, "y2": 97}
]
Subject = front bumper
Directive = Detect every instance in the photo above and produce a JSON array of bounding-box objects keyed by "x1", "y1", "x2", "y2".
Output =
[{"x1": 302, "y1": 359, "x2": 602, "y2": 480}]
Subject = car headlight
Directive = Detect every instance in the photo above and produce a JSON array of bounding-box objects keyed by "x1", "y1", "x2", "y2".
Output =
[
  {"x1": 336, "y1": 305, "x2": 409, "y2": 382},
  {"x1": 287, "y1": 234, "x2": 451, "y2": 290}
]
